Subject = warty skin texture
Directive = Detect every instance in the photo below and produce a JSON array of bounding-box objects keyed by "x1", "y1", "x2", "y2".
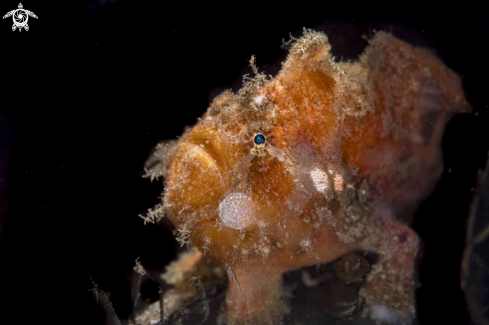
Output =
[{"x1": 152, "y1": 30, "x2": 471, "y2": 324}]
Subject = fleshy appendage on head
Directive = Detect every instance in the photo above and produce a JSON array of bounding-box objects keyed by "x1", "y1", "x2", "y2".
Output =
[{"x1": 147, "y1": 29, "x2": 471, "y2": 325}]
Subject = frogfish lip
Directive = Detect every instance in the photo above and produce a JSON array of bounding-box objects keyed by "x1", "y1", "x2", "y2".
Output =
[
  {"x1": 168, "y1": 140, "x2": 228, "y2": 207},
  {"x1": 182, "y1": 142, "x2": 223, "y2": 174}
]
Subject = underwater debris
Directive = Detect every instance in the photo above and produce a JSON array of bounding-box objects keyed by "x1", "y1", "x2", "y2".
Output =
[
  {"x1": 325, "y1": 252, "x2": 371, "y2": 319},
  {"x1": 129, "y1": 257, "x2": 168, "y2": 325},
  {"x1": 462, "y1": 156, "x2": 489, "y2": 324},
  {"x1": 161, "y1": 248, "x2": 204, "y2": 286},
  {"x1": 146, "y1": 28, "x2": 471, "y2": 324},
  {"x1": 191, "y1": 276, "x2": 210, "y2": 323},
  {"x1": 157, "y1": 249, "x2": 227, "y2": 322},
  {"x1": 334, "y1": 252, "x2": 370, "y2": 284},
  {"x1": 280, "y1": 251, "x2": 376, "y2": 323},
  {"x1": 90, "y1": 253, "x2": 220, "y2": 325},
  {"x1": 90, "y1": 278, "x2": 122, "y2": 325},
  {"x1": 326, "y1": 281, "x2": 358, "y2": 319},
  {"x1": 160, "y1": 277, "x2": 210, "y2": 325},
  {"x1": 132, "y1": 257, "x2": 146, "y2": 318},
  {"x1": 301, "y1": 269, "x2": 327, "y2": 287},
  {"x1": 225, "y1": 265, "x2": 247, "y2": 311}
]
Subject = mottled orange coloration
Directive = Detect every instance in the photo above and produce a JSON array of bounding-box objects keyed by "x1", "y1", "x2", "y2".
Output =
[{"x1": 149, "y1": 30, "x2": 471, "y2": 324}]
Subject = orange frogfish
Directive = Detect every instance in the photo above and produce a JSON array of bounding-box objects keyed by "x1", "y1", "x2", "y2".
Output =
[{"x1": 144, "y1": 30, "x2": 471, "y2": 324}]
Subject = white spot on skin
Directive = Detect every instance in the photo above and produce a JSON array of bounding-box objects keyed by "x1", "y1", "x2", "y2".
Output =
[
  {"x1": 334, "y1": 173, "x2": 345, "y2": 193},
  {"x1": 253, "y1": 94, "x2": 266, "y2": 107},
  {"x1": 369, "y1": 305, "x2": 402, "y2": 324},
  {"x1": 310, "y1": 167, "x2": 329, "y2": 193},
  {"x1": 218, "y1": 193, "x2": 255, "y2": 230}
]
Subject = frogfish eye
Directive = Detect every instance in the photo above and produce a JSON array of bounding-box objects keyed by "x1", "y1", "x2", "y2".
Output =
[{"x1": 254, "y1": 134, "x2": 265, "y2": 146}]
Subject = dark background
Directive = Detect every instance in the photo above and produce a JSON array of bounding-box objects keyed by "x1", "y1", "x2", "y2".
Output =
[{"x1": 0, "y1": 1, "x2": 488, "y2": 324}]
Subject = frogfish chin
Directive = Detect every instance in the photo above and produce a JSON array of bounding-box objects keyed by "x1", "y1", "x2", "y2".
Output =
[{"x1": 145, "y1": 29, "x2": 471, "y2": 324}]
